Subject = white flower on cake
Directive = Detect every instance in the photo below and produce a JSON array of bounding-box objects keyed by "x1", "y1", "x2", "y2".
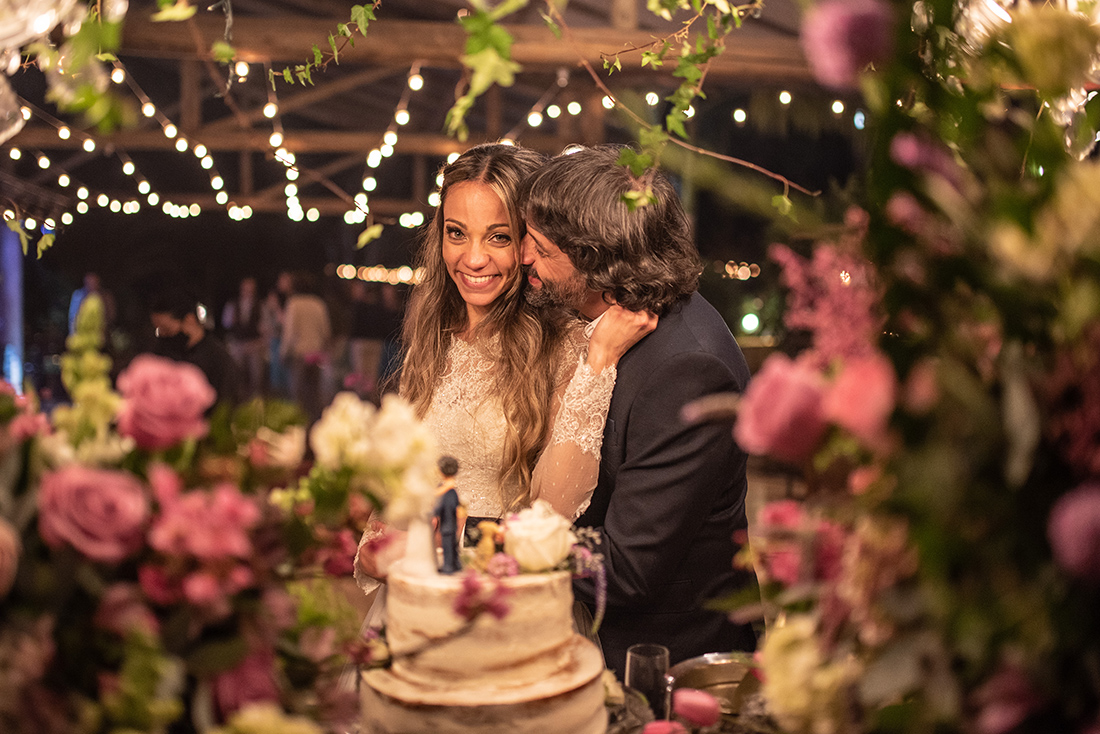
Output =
[{"x1": 503, "y1": 500, "x2": 578, "y2": 572}]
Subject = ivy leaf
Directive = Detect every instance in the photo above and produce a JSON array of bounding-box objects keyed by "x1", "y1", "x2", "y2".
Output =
[
  {"x1": 357, "y1": 223, "x2": 384, "y2": 249},
  {"x1": 5, "y1": 220, "x2": 29, "y2": 256},
  {"x1": 329, "y1": 33, "x2": 339, "y2": 63},
  {"x1": 337, "y1": 22, "x2": 351, "y2": 37},
  {"x1": 621, "y1": 187, "x2": 657, "y2": 211},
  {"x1": 616, "y1": 148, "x2": 653, "y2": 177},
  {"x1": 641, "y1": 50, "x2": 663, "y2": 69},
  {"x1": 95, "y1": 52, "x2": 117, "y2": 62},
  {"x1": 666, "y1": 110, "x2": 688, "y2": 139},
  {"x1": 36, "y1": 233, "x2": 55, "y2": 258},
  {"x1": 312, "y1": 44, "x2": 323, "y2": 66},
  {"x1": 211, "y1": 40, "x2": 235, "y2": 63},
  {"x1": 151, "y1": 3, "x2": 197, "y2": 21},
  {"x1": 771, "y1": 194, "x2": 795, "y2": 219},
  {"x1": 350, "y1": 4, "x2": 374, "y2": 30},
  {"x1": 540, "y1": 10, "x2": 562, "y2": 38},
  {"x1": 462, "y1": 46, "x2": 521, "y2": 97},
  {"x1": 638, "y1": 124, "x2": 670, "y2": 149},
  {"x1": 283, "y1": 67, "x2": 293, "y2": 84}
]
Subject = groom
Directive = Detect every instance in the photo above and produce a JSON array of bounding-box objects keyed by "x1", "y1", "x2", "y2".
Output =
[{"x1": 521, "y1": 146, "x2": 758, "y2": 676}]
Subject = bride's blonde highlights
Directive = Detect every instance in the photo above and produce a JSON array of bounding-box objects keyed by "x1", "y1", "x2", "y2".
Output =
[{"x1": 400, "y1": 144, "x2": 561, "y2": 511}]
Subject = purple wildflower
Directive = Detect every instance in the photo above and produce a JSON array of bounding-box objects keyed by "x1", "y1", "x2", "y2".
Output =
[{"x1": 485, "y1": 552, "x2": 520, "y2": 578}]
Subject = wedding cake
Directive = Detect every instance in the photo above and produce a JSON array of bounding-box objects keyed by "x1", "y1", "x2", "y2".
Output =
[{"x1": 359, "y1": 504, "x2": 608, "y2": 734}]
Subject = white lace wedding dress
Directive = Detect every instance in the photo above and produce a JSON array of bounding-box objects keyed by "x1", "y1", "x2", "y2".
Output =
[{"x1": 352, "y1": 324, "x2": 616, "y2": 616}]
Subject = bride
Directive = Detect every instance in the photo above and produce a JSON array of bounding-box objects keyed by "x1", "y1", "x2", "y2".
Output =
[{"x1": 354, "y1": 143, "x2": 655, "y2": 595}]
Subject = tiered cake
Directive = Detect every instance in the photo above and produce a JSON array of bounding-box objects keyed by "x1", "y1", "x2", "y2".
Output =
[{"x1": 360, "y1": 560, "x2": 608, "y2": 734}]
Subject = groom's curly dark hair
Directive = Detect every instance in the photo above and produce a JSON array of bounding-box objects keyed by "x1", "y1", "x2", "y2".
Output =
[{"x1": 521, "y1": 145, "x2": 701, "y2": 316}]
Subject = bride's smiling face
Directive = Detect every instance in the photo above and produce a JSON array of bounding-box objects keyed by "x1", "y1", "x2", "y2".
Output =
[{"x1": 441, "y1": 181, "x2": 517, "y2": 327}]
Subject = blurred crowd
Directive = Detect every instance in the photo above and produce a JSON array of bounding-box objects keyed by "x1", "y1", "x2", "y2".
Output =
[{"x1": 34, "y1": 269, "x2": 408, "y2": 423}]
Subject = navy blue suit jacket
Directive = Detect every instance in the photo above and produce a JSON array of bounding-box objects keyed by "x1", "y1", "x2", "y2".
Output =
[{"x1": 573, "y1": 292, "x2": 758, "y2": 676}]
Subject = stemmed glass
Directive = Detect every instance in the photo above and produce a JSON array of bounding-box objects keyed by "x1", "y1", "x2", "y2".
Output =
[{"x1": 625, "y1": 643, "x2": 673, "y2": 720}]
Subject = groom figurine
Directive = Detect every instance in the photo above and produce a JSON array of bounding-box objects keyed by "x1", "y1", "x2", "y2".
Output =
[{"x1": 520, "y1": 146, "x2": 758, "y2": 675}]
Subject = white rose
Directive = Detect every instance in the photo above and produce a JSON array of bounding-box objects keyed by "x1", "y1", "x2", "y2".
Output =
[
  {"x1": 369, "y1": 395, "x2": 434, "y2": 470},
  {"x1": 503, "y1": 499, "x2": 577, "y2": 572}
]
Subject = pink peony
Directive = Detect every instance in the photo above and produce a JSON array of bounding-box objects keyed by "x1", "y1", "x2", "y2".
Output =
[
  {"x1": 94, "y1": 583, "x2": 159, "y2": 637},
  {"x1": 0, "y1": 516, "x2": 20, "y2": 596},
  {"x1": 734, "y1": 353, "x2": 828, "y2": 464},
  {"x1": 1047, "y1": 484, "x2": 1100, "y2": 582},
  {"x1": 757, "y1": 501, "x2": 846, "y2": 585},
  {"x1": 211, "y1": 647, "x2": 280, "y2": 720},
  {"x1": 672, "y1": 688, "x2": 721, "y2": 727},
  {"x1": 824, "y1": 352, "x2": 897, "y2": 448},
  {"x1": 801, "y1": 0, "x2": 895, "y2": 89},
  {"x1": 38, "y1": 465, "x2": 149, "y2": 563},
  {"x1": 116, "y1": 354, "x2": 215, "y2": 450}
]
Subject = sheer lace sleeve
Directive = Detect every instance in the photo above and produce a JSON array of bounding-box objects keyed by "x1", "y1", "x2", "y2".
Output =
[
  {"x1": 531, "y1": 330, "x2": 616, "y2": 520},
  {"x1": 353, "y1": 523, "x2": 387, "y2": 594}
]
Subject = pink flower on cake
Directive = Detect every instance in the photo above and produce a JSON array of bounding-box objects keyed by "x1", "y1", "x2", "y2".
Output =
[
  {"x1": 212, "y1": 647, "x2": 281, "y2": 720},
  {"x1": 0, "y1": 516, "x2": 19, "y2": 597},
  {"x1": 641, "y1": 722, "x2": 687, "y2": 734},
  {"x1": 38, "y1": 465, "x2": 149, "y2": 563},
  {"x1": 1047, "y1": 484, "x2": 1100, "y2": 582},
  {"x1": 94, "y1": 583, "x2": 159, "y2": 637},
  {"x1": 735, "y1": 353, "x2": 829, "y2": 464},
  {"x1": 824, "y1": 352, "x2": 897, "y2": 448},
  {"x1": 485, "y1": 552, "x2": 520, "y2": 578},
  {"x1": 801, "y1": 0, "x2": 895, "y2": 90},
  {"x1": 116, "y1": 354, "x2": 215, "y2": 450},
  {"x1": 672, "y1": 688, "x2": 722, "y2": 727},
  {"x1": 453, "y1": 571, "x2": 511, "y2": 622}
]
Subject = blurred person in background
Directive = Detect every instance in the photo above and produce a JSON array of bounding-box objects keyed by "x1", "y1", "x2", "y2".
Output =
[
  {"x1": 281, "y1": 272, "x2": 331, "y2": 423},
  {"x1": 221, "y1": 276, "x2": 265, "y2": 398},
  {"x1": 150, "y1": 289, "x2": 241, "y2": 406}
]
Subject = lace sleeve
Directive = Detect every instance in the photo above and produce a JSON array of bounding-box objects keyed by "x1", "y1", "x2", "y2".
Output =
[
  {"x1": 352, "y1": 523, "x2": 387, "y2": 595},
  {"x1": 531, "y1": 348, "x2": 616, "y2": 521}
]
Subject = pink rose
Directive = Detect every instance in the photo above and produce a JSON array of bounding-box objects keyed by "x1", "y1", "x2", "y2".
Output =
[
  {"x1": 672, "y1": 688, "x2": 721, "y2": 727},
  {"x1": 94, "y1": 583, "x2": 159, "y2": 637},
  {"x1": 758, "y1": 501, "x2": 846, "y2": 585},
  {"x1": 211, "y1": 647, "x2": 281, "y2": 720},
  {"x1": 734, "y1": 353, "x2": 828, "y2": 464},
  {"x1": 116, "y1": 354, "x2": 215, "y2": 450},
  {"x1": 801, "y1": 0, "x2": 895, "y2": 89},
  {"x1": 824, "y1": 352, "x2": 896, "y2": 447},
  {"x1": 319, "y1": 528, "x2": 357, "y2": 577},
  {"x1": 0, "y1": 516, "x2": 20, "y2": 596},
  {"x1": 1047, "y1": 484, "x2": 1100, "y2": 582},
  {"x1": 149, "y1": 484, "x2": 259, "y2": 561},
  {"x1": 183, "y1": 571, "x2": 223, "y2": 606},
  {"x1": 38, "y1": 465, "x2": 149, "y2": 563}
]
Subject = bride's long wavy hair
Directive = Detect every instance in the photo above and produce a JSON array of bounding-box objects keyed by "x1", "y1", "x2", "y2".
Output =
[{"x1": 400, "y1": 144, "x2": 563, "y2": 511}]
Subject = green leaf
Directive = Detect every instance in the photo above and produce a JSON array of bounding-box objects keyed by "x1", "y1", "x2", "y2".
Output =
[
  {"x1": 357, "y1": 223, "x2": 384, "y2": 248},
  {"x1": 329, "y1": 33, "x2": 340, "y2": 64},
  {"x1": 283, "y1": 67, "x2": 293, "y2": 84},
  {"x1": 151, "y1": 4, "x2": 197, "y2": 21},
  {"x1": 666, "y1": 110, "x2": 688, "y2": 139},
  {"x1": 540, "y1": 10, "x2": 562, "y2": 38},
  {"x1": 771, "y1": 194, "x2": 795, "y2": 219},
  {"x1": 638, "y1": 124, "x2": 669, "y2": 148},
  {"x1": 337, "y1": 22, "x2": 351, "y2": 38},
  {"x1": 621, "y1": 187, "x2": 657, "y2": 211},
  {"x1": 616, "y1": 148, "x2": 653, "y2": 177},
  {"x1": 95, "y1": 52, "x2": 118, "y2": 62},
  {"x1": 312, "y1": 44, "x2": 323, "y2": 65},
  {"x1": 211, "y1": 40, "x2": 235, "y2": 63},
  {"x1": 36, "y1": 233, "x2": 55, "y2": 258},
  {"x1": 350, "y1": 4, "x2": 373, "y2": 30}
]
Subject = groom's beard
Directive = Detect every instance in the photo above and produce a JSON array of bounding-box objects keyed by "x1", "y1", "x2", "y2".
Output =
[{"x1": 524, "y1": 267, "x2": 589, "y2": 311}]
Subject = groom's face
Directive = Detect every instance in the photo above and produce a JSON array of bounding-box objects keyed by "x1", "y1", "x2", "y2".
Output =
[{"x1": 521, "y1": 224, "x2": 590, "y2": 313}]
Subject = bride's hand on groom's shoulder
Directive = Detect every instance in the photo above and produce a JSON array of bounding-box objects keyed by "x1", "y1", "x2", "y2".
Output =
[{"x1": 587, "y1": 305, "x2": 658, "y2": 371}]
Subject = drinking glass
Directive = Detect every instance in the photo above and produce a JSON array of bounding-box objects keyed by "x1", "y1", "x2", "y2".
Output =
[{"x1": 625, "y1": 643, "x2": 672, "y2": 720}]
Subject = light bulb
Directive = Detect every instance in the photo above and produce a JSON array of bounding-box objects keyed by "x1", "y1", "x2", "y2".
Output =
[
  {"x1": 216, "y1": 190, "x2": 228, "y2": 204},
  {"x1": 58, "y1": 173, "x2": 70, "y2": 186},
  {"x1": 122, "y1": 161, "x2": 135, "y2": 175},
  {"x1": 164, "y1": 123, "x2": 177, "y2": 138},
  {"x1": 547, "y1": 104, "x2": 561, "y2": 119},
  {"x1": 138, "y1": 180, "x2": 151, "y2": 194},
  {"x1": 142, "y1": 102, "x2": 156, "y2": 117},
  {"x1": 235, "y1": 61, "x2": 249, "y2": 77},
  {"x1": 645, "y1": 92, "x2": 659, "y2": 106},
  {"x1": 601, "y1": 95, "x2": 614, "y2": 110},
  {"x1": 57, "y1": 126, "x2": 70, "y2": 139},
  {"x1": 82, "y1": 138, "x2": 95, "y2": 152},
  {"x1": 527, "y1": 111, "x2": 543, "y2": 127},
  {"x1": 779, "y1": 91, "x2": 792, "y2": 105},
  {"x1": 269, "y1": 131, "x2": 283, "y2": 147},
  {"x1": 567, "y1": 101, "x2": 582, "y2": 115},
  {"x1": 37, "y1": 155, "x2": 49, "y2": 169},
  {"x1": 395, "y1": 109, "x2": 410, "y2": 126},
  {"x1": 383, "y1": 130, "x2": 398, "y2": 146},
  {"x1": 211, "y1": 176, "x2": 224, "y2": 189},
  {"x1": 363, "y1": 176, "x2": 376, "y2": 191},
  {"x1": 263, "y1": 102, "x2": 278, "y2": 118},
  {"x1": 193, "y1": 143, "x2": 207, "y2": 157},
  {"x1": 175, "y1": 138, "x2": 188, "y2": 152},
  {"x1": 408, "y1": 73, "x2": 424, "y2": 90},
  {"x1": 110, "y1": 67, "x2": 125, "y2": 84}
]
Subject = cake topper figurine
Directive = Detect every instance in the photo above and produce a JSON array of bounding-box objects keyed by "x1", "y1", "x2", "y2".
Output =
[{"x1": 433, "y1": 455, "x2": 464, "y2": 574}]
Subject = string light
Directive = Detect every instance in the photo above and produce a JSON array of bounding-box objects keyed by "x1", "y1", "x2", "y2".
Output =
[
  {"x1": 263, "y1": 102, "x2": 278, "y2": 118},
  {"x1": 363, "y1": 176, "x2": 376, "y2": 191},
  {"x1": 234, "y1": 61, "x2": 249, "y2": 78},
  {"x1": 601, "y1": 95, "x2": 614, "y2": 110},
  {"x1": 8, "y1": 148, "x2": 19, "y2": 160},
  {"x1": 733, "y1": 108, "x2": 747, "y2": 124},
  {"x1": 57, "y1": 126, "x2": 70, "y2": 139},
  {"x1": 82, "y1": 138, "x2": 95, "y2": 152},
  {"x1": 383, "y1": 130, "x2": 398, "y2": 146},
  {"x1": 527, "y1": 111, "x2": 543, "y2": 127},
  {"x1": 193, "y1": 143, "x2": 207, "y2": 158},
  {"x1": 645, "y1": 92, "x2": 660, "y2": 106},
  {"x1": 567, "y1": 101, "x2": 582, "y2": 115},
  {"x1": 201, "y1": 155, "x2": 214, "y2": 169},
  {"x1": 77, "y1": 187, "x2": 88, "y2": 199},
  {"x1": 174, "y1": 138, "x2": 188, "y2": 152},
  {"x1": 394, "y1": 109, "x2": 410, "y2": 126},
  {"x1": 138, "y1": 180, "x2": 151, "y2": 194},
  {"x1": 142, "y1": 102, "x2": 156, "y2": 117},
  {"x1": 110, "y1": 67, "x2": 125, "y2": 84},
  {"x1": 216, "y1": 191, "x2": 228, "y2": 205},
  {"x1": 37, "y1": 154, "x2": 49, "y2": 169},
  {"x1": 122, "y1": 161, "x2": 135, "y2": 175},
  {"x1": 57, "y1": 173, "x2": 69, "y2": 186},
  {"x1": 163, "y1": 123, "x2": 177, "y2": 138},
  {"x1": 831, "y1": 100, "x2": 845, "y2": 114},
  {"x1": 779, "y1": 90, "x2": 792, "y2": 105},
  {"x1": 547, "y1": 104, "x2": 561, "y2": 118},
  {"x1": 269, "y1": 131, "x2": 283, "y2": 147}
]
